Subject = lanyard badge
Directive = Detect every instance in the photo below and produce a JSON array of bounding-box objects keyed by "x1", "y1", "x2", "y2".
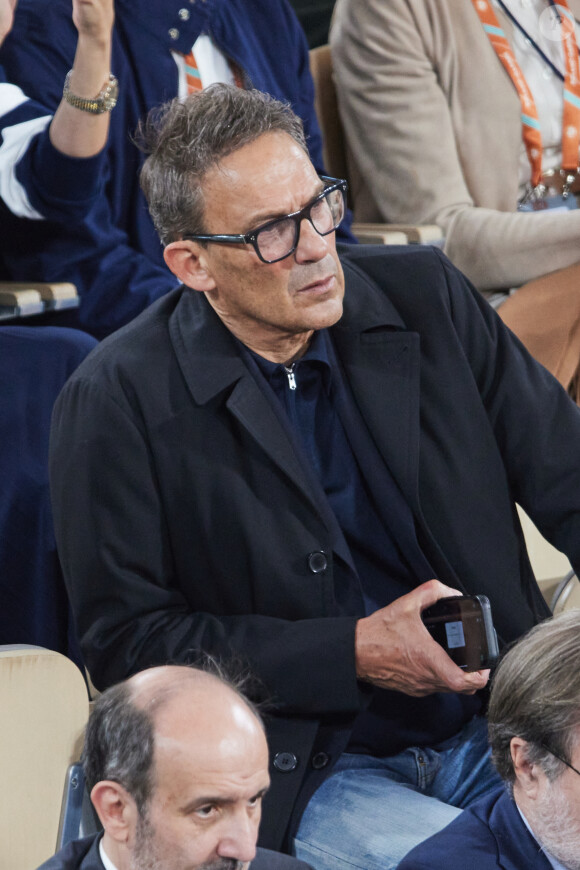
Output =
[{"x1": 471, "y1": 0, "x2": 580, "y2": 200}]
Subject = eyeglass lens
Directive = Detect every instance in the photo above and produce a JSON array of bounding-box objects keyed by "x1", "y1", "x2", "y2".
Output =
[{"x1": 255, "y1": 187, "x2": 344, "y2": 262}]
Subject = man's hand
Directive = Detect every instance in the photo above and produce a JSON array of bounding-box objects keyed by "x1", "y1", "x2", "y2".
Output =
[
  {"x1": 355, "y1": 579, "x2": 490, "y2": 696},
  {"x1": 72, "y1": 0, "x2": 114, "y2": 44}
]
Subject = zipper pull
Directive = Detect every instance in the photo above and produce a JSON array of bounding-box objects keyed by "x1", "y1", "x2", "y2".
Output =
[{"x1": 284, "y1": 364, "x2": 297, "y2": 391}]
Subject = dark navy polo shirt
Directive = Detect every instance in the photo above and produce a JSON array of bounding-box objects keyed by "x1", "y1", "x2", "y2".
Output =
[{"x1": 241, "y1": 330, "x2": 480, "y2": 756}]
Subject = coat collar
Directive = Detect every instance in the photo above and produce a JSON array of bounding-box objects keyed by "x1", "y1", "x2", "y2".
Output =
[
  {"x1": 486, "y1": 790, "x2": 554, "y2": 870},
  {"x1": 169, "y1": 288, "x2": 348, "y2": 543},
  {"x1": 168, "y1": 258, "x2": 421, "y2": 510},
  {"x1": 332, "y1": 258, "x2": 421, "y2": 504},
  {"x1": 169, "y1": 256, "x2": 409, "y2": 406},
  {"x1": 169, "y1": 286, "x2": 248, "y2": 407}
]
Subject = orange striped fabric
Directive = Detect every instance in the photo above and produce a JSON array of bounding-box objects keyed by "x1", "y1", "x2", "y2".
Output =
[
  {"x1": 183, "y1": 50, "x2": 203, "y2": 94},
  {"x1": 182, "y1": 49, "x2": 245, "y2": 94}
]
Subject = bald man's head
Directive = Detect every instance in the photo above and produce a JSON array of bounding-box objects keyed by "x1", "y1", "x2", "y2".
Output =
[
  {"x1": 84, "y1": 665, "x2": 270, "y2": 870},
  {"x1": 82, "y1": 664, "x2": 265, "y2": 812}
]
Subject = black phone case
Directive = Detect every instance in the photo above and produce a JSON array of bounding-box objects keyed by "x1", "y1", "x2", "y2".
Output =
[{"x1": 421, "y1": 595, "x2": 499, "y2": 671}]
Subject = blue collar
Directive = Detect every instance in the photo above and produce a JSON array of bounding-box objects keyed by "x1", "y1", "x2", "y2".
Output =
[{"x1": 246, "y1": 330, "x2": 334, "y2": 394}]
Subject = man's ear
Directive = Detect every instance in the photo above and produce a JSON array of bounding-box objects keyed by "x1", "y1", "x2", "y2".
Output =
[
  {"x1": 511, "y1": 737, "x2": 541, "y2": 799},
  {"x1": 91, "y1": 780, "x2": 138, "y2": 843},
  {"x1": 164, "y1": 240, "x2": 216, "y2": 292}
]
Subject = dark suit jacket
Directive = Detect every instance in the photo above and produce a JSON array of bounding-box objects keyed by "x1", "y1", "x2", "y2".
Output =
[
  {"x1": 37, "y1": 834, "x2": 312, "y2": 870},
  {"x1": 49, "y1": 245, "x2": 580, "y2": 850},
  {"x1": 398, "y1": 787, "x2": 554, "y2": 869}
]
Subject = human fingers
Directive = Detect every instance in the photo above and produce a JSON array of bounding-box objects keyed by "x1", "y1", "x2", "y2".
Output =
[
  {"x1": 411, "y1": 578, "x2": 464, "y2": 614},
  {"x1": 355, "y1": 591, "x2": 490, "y2": 697},
  {"x1": 72, "y1": 0, "x2": 114, "y2": 40}
]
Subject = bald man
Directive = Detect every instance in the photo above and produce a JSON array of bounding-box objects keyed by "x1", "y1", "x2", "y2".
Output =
[{"x1": 37, "y1": 665, "x2": 312, "y2": 870}]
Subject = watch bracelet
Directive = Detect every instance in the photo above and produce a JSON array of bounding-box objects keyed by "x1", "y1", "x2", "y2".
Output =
[{"x1": 63, "y1": 71, "x2": 118, "y2": 114}]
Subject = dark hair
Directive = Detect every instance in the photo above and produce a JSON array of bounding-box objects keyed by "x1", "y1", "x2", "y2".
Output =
[
  {"x1": 488, "y1": 610, "x2": 580, "y2": 785},
  {"x1": 81, "y1": 660, "x2": 264, "y2": 814},
  {"x1": 81, "y1": 681, "x2": 154, "y2": 813},
  {"x1": 139, "y1": 83, "x2": 308, "y2": 245}
]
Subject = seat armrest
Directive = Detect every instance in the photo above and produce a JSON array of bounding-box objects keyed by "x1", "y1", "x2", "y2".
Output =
[
  {"x1": 0, "y1": 281, "x2": 78, "y2": 308},
  {"x1": 354, "y1": 223, "x2": 444, "y2": 245},
  {"x1": 0, "y1": 281, "x2": 79, "y2": 319},
  {"x1": 0, "y1": 285, "x2": 44, "y2": 318},
  {"x1": 351, "y1": 226, "x2": 409, "y2": 245}
]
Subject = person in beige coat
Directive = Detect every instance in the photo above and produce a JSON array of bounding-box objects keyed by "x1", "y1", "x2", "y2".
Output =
[{"x1": 331, "y1": 0, "x2": 580, "y2": 400}]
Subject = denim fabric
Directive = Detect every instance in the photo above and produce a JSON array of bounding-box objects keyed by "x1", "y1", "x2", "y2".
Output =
[{"x1": 292, "y1": 715, "x2": 502, "y2": 870}]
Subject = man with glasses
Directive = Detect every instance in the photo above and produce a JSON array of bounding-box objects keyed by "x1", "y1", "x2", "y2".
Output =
[
  {"x1": 399, "y1": 609, "x2": 580, "y2": 870},
  {"x1": 49, "y1": 85, "x2": 580, "y2": 869}
]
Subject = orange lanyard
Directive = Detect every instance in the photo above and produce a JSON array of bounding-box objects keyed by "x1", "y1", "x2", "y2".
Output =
[{"x1": 471, "y1": 0, "x2": 580, "y2": 186}]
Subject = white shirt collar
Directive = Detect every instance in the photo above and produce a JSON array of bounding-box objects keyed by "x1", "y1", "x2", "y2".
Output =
[{"x1": 99, "y1": 837, "x2": 120, "y2": 870}]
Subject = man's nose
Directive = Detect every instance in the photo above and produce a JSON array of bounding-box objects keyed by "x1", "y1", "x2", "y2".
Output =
[
  {"x1": 216, "y1": 811, "x2": 260, "y2": 863},
  {"x1": 294, "y1": 216, "x2": 330, "y2": 262}
]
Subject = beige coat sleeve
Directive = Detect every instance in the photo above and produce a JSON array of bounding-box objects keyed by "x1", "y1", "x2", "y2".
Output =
[{"x1": 331, "y1": 0, "x2": 580, "y2": 291}]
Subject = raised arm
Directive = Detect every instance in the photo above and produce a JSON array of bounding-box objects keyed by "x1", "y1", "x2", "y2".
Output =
[
  {"x1": 0, "y1": 0, "x2": 115, "y2": 223},
  {"x1": 49, "y1": 0, "x2": 115, "y2": 158},
  {"x1": 1, "y1": 0, "x2": 115, "y2": 159}
]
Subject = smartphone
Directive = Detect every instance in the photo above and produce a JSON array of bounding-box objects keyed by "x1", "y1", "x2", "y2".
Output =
[{"x1": 421, "y1": 595, "x2": 499, "y2": 672}]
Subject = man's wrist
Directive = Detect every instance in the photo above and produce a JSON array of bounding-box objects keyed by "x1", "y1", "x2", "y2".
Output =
[{"x1": 63, "y1": 70, "x2": 118, "y2": 114}]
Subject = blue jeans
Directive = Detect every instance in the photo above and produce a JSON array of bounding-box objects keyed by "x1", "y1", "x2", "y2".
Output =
[{"x1": 292, "y1": 715, "x2": 502, "y2": 870}]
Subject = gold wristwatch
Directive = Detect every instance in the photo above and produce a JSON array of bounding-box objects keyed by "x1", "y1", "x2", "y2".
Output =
[{"x1": 63, "y1": 71, "x2": 119, "y2": 114}]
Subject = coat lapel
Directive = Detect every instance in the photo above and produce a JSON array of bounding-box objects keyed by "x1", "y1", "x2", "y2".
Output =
[
  {"x1": 224, "y1": 374, "x2": 322, "y2": 502},
  {"x1": 332, "y1": 259, "x2": 422, "y2": 511},
  {"x1": 168, "y1": 287, "x2": 343, "y2": 533},
  {"x1": 168, "y1": 265, "x2": 423, "y2": 561}
]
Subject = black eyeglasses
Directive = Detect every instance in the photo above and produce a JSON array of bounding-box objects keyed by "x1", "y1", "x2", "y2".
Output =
[
  {"x1": 540, "y1": 743, "x2": 580, "y2": 778},
  {"x1": 183, "y1": 176, "x2": 347, "y2": 263}
]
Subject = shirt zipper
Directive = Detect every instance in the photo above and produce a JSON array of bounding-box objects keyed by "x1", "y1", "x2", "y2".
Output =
[{"x1": 283, "y1": 364, "x2": 297, "y2": 391}]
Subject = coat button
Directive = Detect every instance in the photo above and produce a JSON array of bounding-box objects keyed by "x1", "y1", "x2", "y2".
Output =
[
  {"x1": 273, "y1": 752, "x2": 298, "y2": 772},
  {"x1": 168, "y1": 27, "x2": 180, "y2": 39},
  {"x1": 307, "y1": 551, "x2": 327, "y2": 574},
  {"x1": 311, "y1": 751, "x2": 330, "y2": 770},
  {"x1": 178, "y1": 8, "x2": 190, "y2": 19}
]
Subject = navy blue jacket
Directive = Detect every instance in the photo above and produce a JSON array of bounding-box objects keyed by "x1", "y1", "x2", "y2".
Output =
[
  {"x1": 37, "y1": 834, "x2": 312, "y2": 870},
  {"x1": 49, "y1": 245, "x2": 580, "y2": 849},
  {"x1": 0, "y1": 73, "x2": 107, "y2": 223},
  {"x1": 0, "y1": 0, "x2": 351, "y2": 337},
  {"x1": 398, "y1": 788, "x2": 554, "y2": 870}
]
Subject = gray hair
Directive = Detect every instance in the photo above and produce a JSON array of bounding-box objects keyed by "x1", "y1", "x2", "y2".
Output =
[
  {"x1": 139, "y1": 83, "x2": 308, "y2": 245},
  {"x1": 82, "y1": 680, "x2": 154, "y2": 813},
  {"x1": 81, "y1": 660, "x2": 264, "y2": 814},
  {"x1": 488, "y1": 610, "x2": 580, "y2": 785}
]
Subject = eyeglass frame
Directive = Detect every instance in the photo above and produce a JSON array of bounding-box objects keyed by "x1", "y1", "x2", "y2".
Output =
[
  {"x1": 181, "y1": 175, "x2": 348, "y2": 264},
  {"x1": 540, "y1": 742, "x2": 580, "y2": 778}
]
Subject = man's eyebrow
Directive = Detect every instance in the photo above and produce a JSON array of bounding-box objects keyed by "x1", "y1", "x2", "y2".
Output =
[
  {"x1": 243, "y1": 182, "x2": 326, "y2": 233},
  {"x1": 180, "y1": 785, "x2": 270, "y2": 815}
]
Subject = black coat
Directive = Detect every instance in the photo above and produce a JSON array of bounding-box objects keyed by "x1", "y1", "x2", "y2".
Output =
[{"x1": 50, "y1": 245, "x2": 580, "y2": 849}]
